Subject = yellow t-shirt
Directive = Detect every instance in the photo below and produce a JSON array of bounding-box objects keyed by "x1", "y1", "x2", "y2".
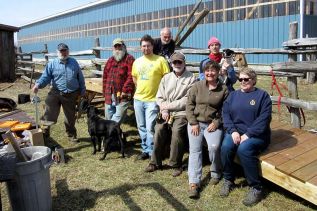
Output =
[{"x1": 132, "y1": 54, "x2": 170, "y2": 102}]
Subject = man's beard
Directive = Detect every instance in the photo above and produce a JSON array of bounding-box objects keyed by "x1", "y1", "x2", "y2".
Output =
[
  {"x1": 113, "y1": 48, "x2": 126, "y2": 61},
  {"x1": 161, "y1": 39, "x2": 171, "y2": 45},
  {"x1": 173, "y1": 67, "x2": 184, "y2": 73},
  {"x1": 57, "y1": 51, "x2": 69, "y2": 61}
]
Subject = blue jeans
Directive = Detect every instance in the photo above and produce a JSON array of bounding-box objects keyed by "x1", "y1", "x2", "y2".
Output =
[
  {"x1": 221, "y1": 133, "x2": 269, "y2": 189},
  {"x1": 133, "y1": 99, "x2": 159, "y2": 155},
  {"x1": 105, "y1": 101, "x2": 130, "y2": 124},
  {"x1": 188, "y1": 123, "x2": 223, "y2": 184}
]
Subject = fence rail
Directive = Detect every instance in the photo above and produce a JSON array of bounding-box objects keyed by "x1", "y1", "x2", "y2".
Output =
[{"x1": 15, "y1": 21, "x2": 317, "y2": 128}]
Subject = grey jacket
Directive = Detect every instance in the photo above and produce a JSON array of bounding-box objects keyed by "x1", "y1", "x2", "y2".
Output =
[{"x1": 156, "y1": 70, "x2": 196, "y2": 117}]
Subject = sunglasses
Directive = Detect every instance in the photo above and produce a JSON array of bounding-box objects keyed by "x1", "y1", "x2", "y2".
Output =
[
  {"x1": 238, "y1": 78, "x2": 251, "y2": 82},
  {"x1": 172, "y1": 60, "x2": 183, "y2": 65}
]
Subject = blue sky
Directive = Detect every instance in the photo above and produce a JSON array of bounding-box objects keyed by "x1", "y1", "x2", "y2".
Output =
[{"x1": 0, "y1": 0, "x2": 97, "y2": 27}]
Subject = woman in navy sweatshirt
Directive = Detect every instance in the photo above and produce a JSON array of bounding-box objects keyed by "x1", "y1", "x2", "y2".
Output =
[{"x1": 220, "y1": 68, "x2": 272, "y2": 206}]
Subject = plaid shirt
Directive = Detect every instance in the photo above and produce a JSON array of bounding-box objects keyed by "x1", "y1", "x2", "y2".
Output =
[{"x1": 103, "y1": 53, "x2": 135, "y2": 105}]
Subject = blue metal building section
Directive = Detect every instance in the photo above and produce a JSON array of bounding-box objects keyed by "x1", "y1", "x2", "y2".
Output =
[{"x1": 18, "y1": 0, "x2": 314, "y2": 63}]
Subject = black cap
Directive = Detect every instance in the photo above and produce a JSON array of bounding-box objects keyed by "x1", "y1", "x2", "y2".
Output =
[{"x1": 57, "y1": 43, "x2": 69, "y2": 51}]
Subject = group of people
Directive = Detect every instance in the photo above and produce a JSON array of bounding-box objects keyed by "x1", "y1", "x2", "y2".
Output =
[{"x1": 31, "y1": 27, "x2": 272, "y2": 207}]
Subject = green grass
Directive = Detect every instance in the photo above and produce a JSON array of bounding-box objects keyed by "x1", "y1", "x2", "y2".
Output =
[{"x1": 1, "y1": 76, "x2": 316, "y2": 210}]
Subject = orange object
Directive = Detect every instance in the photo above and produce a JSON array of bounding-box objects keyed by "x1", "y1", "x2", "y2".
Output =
[
  {"x1": 0, "y1": 120, "x2": 19, "y2": 128},
  {"x1": 11, "y1": 122, "x2": 32, "y2": 132}
]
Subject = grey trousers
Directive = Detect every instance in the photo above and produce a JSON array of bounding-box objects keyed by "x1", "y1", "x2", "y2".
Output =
[
  {"x1": 42, "y1": 88, "x2": 79, "y2": 137},
  {"x1": 150, "y1": 115, "x2": 188, "y2": 168},
  {"x1": 188, "y1": 122, "x2": 223, "y2": 184}
]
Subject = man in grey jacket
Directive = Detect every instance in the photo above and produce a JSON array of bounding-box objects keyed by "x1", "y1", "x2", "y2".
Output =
[{"x1": 144, "y1": 52, "x2": 196, "y2": 177}]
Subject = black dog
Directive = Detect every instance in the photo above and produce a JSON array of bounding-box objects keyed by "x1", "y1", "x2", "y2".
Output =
[{"x1": 87, "y1": 106, "x2": 126, "y2": 160}]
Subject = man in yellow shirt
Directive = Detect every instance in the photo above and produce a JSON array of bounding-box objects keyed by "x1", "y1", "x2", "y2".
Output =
[{"x1": 132, "y1": 34, "x2": 170, "y2": 160}]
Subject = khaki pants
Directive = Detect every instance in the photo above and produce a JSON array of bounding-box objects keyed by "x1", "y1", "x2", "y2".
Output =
[
  {"x1": 42, "y1": 88, "x2": 79, "y2": 137},
  {"x1": 150, "y1": 115, "x2": 188, "y2": 168}
]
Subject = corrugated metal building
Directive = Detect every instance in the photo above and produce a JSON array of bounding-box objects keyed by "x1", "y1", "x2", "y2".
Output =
[{"x1": 17, "y1": 0, "x2": 317, "y2": 63}]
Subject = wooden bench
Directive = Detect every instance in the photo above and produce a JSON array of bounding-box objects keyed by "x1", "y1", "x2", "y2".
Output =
[{"x1": 259, "y1": 120, "x2": 317, "y2": 205}]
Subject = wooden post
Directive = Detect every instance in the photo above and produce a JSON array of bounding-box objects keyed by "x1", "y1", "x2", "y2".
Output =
[
  {"x1": 174, "y1": 0, "x2": 202, "y2": 44},
  {"x1": 94, "y1": 37, "x2": 101, "y2": 72},
  {"x1": 288, "y1": 22, "x2": 301, "y2": 128},
  {"x1": 306, "y1": 48, "x2": 316, "y2": 84},
  {"x1": 44, "y1": 44, "x2": 49, "y2": 64}
]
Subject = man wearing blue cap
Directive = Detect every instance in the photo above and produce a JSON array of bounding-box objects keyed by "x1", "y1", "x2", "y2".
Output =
[{"x1": 32, "y1": 43, "x2": 86, "y2": 143}]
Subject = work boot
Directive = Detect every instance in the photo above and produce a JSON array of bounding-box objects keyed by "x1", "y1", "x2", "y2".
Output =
[
  {"x1": 188, "y1": 183, "x2": 200, "y2": 199},
  {"x1": 242, "y1": 187, "x2": 263, "y2": 206},
  {"x1": 209, "y1": 177, "x2": 220, "y2": 186},
  {"x1": 145, "y1": 164, "x2": 159, "y2": 172},
  {"x1": 172, "y1": 167, "x2": 183, "y2": 177},
  {"x1": 136, "y1": 152, "x2": 149, "y2": 160},
  {"x1": 219, "y1": 179, "x2": 234, "y2": 197}
]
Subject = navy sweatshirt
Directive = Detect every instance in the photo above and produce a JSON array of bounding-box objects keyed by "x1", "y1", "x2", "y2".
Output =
[{"x1": 222, "y1": 88, "x2": 272, "y2": 142}]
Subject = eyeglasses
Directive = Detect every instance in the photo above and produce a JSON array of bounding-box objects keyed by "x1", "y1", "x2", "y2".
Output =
[
  {"x1": 238, "y1": 78, "x2": 251, "y2": 82},
  {"x1": 172, "y1": 60, "x2": 183, "y2": 65}
]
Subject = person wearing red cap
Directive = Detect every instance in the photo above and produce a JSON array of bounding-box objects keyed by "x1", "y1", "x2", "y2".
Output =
[{"x1": 199, "y1": 37, "x2": 237, "y2": 92}]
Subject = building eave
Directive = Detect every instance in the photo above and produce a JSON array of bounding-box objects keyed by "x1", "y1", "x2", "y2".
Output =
[
  {"x1": 0, "y1": 24, "x2": 20, "y2": 32},
  {"x1": 20, "y1": 0, "x2": 115, "y2": 28}
]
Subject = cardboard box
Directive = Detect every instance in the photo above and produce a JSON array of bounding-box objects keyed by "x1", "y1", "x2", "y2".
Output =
[{"x1": 26, "y1": 128, "x2": 44, "y2": 146}]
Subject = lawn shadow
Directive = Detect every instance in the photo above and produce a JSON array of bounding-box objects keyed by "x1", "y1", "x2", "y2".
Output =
[{"x1": 53, "y1": 179, "x2": 189, "y2": 211}]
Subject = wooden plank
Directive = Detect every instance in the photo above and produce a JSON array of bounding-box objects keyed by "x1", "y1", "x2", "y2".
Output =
[
  {"x1": 272, "y1": 61, "x2": 317, "y2": 73},
  {"x1": 260, "y1": 136, "x2": 298, "y2": 159},
  {"x1": 277, "y1": 148, "x2": 317, "y2": 174},
  {"x1": 270, "y1": 96, "x2": 317, "y2": 111},
  {"x1": 263, "y1": 136, "x2": 317, "y2": 166},
  {"x1": 308, "y1": 175, "x2": 317, "y2": 186},
  {"x1": 85, "y1": 78, "x2": 102, "y2": 94},
  {"x1": 292, "y1": 160, "x2": 317, "y2": 182},
  {"x1": 283, "y1": 37, "x2": 317, "y2": 48},
  {"x1": 264, "y1": 153, "x2": 290, "y2": 166},
  {"x1": 260, "y1": 161, "x2": 317, "y2": 205},
  {"x1": 178, "y1": 47, "x2": 317, "y2": 55},
  {"x1": 260, "y1": 130, "x2": 309, "y2": 160},
  {"x1": 17, "y1": 67, "x2": 33, "y2": 72},
  {"x1": 270, "y1": 120, "x2": 288, "y2": 129}
]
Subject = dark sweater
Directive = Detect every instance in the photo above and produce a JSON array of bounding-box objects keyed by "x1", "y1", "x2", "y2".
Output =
[
  {"x1": 222, "y1": 88, "x2": 272, "y2": 142},
  {"x1": 153, "y1": 38, "x2": 175, "y2": 59}
]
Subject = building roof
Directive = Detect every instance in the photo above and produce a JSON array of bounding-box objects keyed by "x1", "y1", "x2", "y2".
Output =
[
  {"x1": 21, "y1": 0, "x2": 113, "y2": 27},
  {"x1": 0, "y1": 24, "x2": 19, "y2": 32}
]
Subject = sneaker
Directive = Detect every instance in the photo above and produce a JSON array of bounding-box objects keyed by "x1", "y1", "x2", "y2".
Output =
[
  {"x1": 242, "y1": 187, "x2": 263, "y2": 206},
  {"x1": 188, "y1": 183, "x2": 200, "y2": 199},
  {"x1": 145, "y1": 164, "x2": 158, "y2": 172},
  {"x1": 210, "y1": 177, "x2": 220, "y2": 185},
  {"x1": 219, "y1": 179, "x2": 234, "y2": 197},
  {"x1": 172, "y1": 167, "x2": 183, "y2": 177},
  {"x1": 137, "y1": 152, "x2": 149, "y2": 160}
]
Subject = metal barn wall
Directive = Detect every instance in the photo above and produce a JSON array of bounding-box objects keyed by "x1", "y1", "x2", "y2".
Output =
[{"x1": 18, "y1": 0, "x2": 302, "y2": 63}]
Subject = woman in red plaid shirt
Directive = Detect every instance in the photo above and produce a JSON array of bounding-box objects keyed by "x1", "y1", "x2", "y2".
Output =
[{"x1": 102, "y1": 38, "x2": 135, "y2": 124}]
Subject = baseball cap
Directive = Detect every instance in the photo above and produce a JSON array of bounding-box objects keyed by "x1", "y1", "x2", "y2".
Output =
[
  {"x1": 57, "y1": 43, "x2": 69, "y2": 51},
  {"x1": 170, "y1": 52, "x2": 186, "y2": 63},
  {"x1": 113, "y1": 38, "x2": 124, "y2": 46}
]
